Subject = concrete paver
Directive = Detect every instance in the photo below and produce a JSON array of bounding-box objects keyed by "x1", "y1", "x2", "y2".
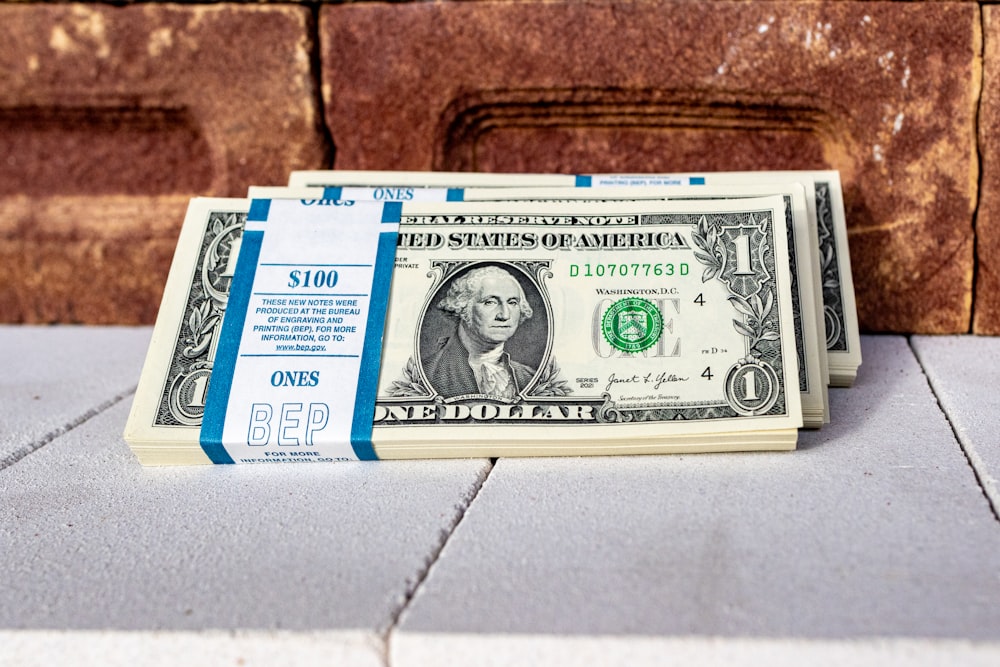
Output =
[
  {"x1": 911, "y1": 335, "x2": 1000, "y2": 514},
  {"x1": 0, "y1": 397, "x2": 490, "y2": 664},
  {"x1": 4, "y1": 329, "x2": 1000, "y2": 665},
  {"x1": 393, "y1": 336, "x2": 1000, "y2": 664},
  {"x1": 0, "y1": 325, "x2": 150, "y2": 467}
]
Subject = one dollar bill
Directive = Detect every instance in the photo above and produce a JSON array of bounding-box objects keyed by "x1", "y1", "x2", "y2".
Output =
[
  {"x1": 582, "y1": 171, "x2": 860, "y2": 386},
  {"x1": 125, "y1": 195, "x2": 803, "y2": 464},
  {"x1": 372, "y1": 196, "x2": 802, "y2": 458},
  {"x1": 252, "y1": 182, "x2": 826, "y2": 426},
  {"x1": 457, "y1": 183, "x2": 829, "y2": 428},
  {"x1": 278, "y1": 169, "x2": 859, "y2": 385}
]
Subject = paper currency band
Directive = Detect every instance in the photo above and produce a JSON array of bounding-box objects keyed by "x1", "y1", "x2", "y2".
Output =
[{"x1": 199, "y1": 200, "x2": 400, "y2": 463}]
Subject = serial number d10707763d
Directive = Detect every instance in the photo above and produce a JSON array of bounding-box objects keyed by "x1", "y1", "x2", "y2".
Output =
[{"x1": 569, "y1": 263, "x2": 690, "y2": 278}]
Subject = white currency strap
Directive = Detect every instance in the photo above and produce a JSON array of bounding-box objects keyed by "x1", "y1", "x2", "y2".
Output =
[{"x1": 200, "y1": 199, "x2": 398, "y2": 463}]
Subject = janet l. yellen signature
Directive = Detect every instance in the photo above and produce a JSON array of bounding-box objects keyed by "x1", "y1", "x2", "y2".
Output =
[{"x1": 605, "y1": 371, "x2": 690, "y2": 393}]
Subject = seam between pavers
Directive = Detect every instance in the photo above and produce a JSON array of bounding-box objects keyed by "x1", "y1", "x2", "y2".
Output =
[
  {"x1": 381, "y1": 458, "x2": 496, "y2": 667},
  {"x1": 0, "y1": 387, "x2": 135, "y2": 472},
  {"x1": 908, "y1": 337, "x2": 1000, "y2": 523}
]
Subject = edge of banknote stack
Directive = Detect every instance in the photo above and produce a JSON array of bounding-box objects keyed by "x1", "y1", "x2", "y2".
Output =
[{"x1": 124, "y1": 170, "x2": 861, "y2": 465}]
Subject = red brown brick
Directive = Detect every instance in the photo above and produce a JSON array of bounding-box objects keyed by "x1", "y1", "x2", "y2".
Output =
[
  {"x1": 321, "y1": 1, "x2": 979, "y2": 333},
  {"x1": 976, "y1": 7, "x2": 1000, "y2": 335},
  {"x1": 0, "y1": 4, "x2": 329, "y2": 323}
]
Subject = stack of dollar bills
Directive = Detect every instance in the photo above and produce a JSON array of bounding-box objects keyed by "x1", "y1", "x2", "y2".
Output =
[{"x1": 124, "y1": 170, "x2": 860, "y2": 465}]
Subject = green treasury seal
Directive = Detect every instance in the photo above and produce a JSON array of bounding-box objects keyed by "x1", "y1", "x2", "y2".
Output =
[{"x1": 601, "y1": 298, "x2": 663, "y2": 353}]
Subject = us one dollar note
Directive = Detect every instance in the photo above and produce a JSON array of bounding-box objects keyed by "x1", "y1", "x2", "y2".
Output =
[
  {"x1": 255, "y1": 181, "x2": 827, "y2": 427},
  {"x1": 583, "y1": 171, "x2": 860, "y2": 386},
  {"x1": 287, "y1": 169, "x2": 859, "y2": 385},
  {"x1": 458, "y1": 183, "x2": 829, "y2": 428},
  {"x1": 254, "y1": 181, "x2": 828, "y2": 425},
  {"x1": 124, "y1": 194, "x2": 802, "y2": 464},
  {"x1": 371, "y1": 196, "x2": 802, "y2": 459}
]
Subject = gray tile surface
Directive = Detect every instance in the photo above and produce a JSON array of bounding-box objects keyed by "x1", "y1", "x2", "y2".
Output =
[
  {"x1": 0, "y1": 325, "x2": 150, "y2": 467},
  {"x1": 5, "y1": 328, "x2": 1000, "y2": 665},
  {"x1": 912, "y1": 335, "x2": 1000, "y2": 514},
  {"x1": 393, "y1": 336, "x2": 1000, "y2": 663},
  {"x1": 0, "y1": 399, "x2": 491, "y2": 663}
]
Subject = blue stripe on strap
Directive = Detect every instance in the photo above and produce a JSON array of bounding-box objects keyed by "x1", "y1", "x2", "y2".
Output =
[{"x1": 350, "y1": 230, "x2": 398, "y2": 460}]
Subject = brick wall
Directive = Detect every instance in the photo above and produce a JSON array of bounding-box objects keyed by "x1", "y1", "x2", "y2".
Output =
[{"x1": 1, "y1": 1, "x2": 995, "y2": 335}]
